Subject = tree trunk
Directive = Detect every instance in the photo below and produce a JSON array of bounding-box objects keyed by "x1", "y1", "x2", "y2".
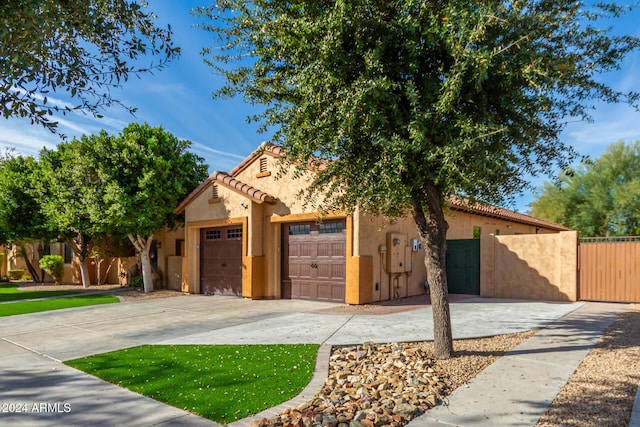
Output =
[
  {"x1": 16, "y1": 241, "x2": 43, "y2": 283},
  {"x1": 101, "y1": 258, "x2": 115, "y2": 285},
  {"x1": 128, "y1": 234, "x2": 154, "y2": 294},
  {"x1": 411, "y1": 184, "x2": 454, "y2": 359},
  {"x1": 65, "y1": 234, "x2": 92, "y2": 289},
  {"x1": 77, "y1": 257, "x2": 91, "y2": 289}
]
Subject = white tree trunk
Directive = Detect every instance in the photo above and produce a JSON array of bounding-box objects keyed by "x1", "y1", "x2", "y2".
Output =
[
  {"x1": 128, "y1": 234, "x2": 154, "y2": 294},
  {"x1": 78, "y1": 259, "x2": 91, "y2": 289},
  {"x1": 65, "y1": 234, "x2": 92, "y2": 289}
]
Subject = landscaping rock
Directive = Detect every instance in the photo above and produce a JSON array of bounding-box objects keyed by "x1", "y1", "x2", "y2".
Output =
[{"x1": 250, "y1": 342, "x2": 449, "y2": 427}]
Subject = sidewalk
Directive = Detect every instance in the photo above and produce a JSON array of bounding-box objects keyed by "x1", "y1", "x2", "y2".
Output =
[{"x1": 409, "y1": 302, "x2": 624, "y2": 426}]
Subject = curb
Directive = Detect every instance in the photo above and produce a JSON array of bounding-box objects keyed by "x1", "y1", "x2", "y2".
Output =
[{"x1": 228, "y1": 344, "x2": 331, "y2": 427}]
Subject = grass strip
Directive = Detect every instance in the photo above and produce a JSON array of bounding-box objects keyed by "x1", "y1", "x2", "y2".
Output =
[
  {"x1": 0, "y1": 283, "x2": 77, "y2": 302},
  {"x1": 66, "y1": 344, "x2": 319, "y2": 423},
  {"x1": 0, "y1": 295, "x2": 119, "y2": 317}
]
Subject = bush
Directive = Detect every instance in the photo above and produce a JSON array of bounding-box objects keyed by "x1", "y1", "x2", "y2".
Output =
[
  {"x1": 39, "y1": 255, "x2": 65, "y2": 285},
  {"x1": 130, "y1": 275, "x2": 143, "y2": 288},
  {"x1": 7, "y1": 269, "x2": 25, "y2": 280}
]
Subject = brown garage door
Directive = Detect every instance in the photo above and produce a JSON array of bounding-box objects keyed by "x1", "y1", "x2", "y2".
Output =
[
  {"x1": 282, "y1": 220, "x2": 346, "y2": 303},
  {"x1": 200, "y1": 226, "x2": 242, "y2": 295}
]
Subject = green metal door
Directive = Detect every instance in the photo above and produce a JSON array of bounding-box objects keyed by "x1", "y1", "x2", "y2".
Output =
[{"x1": 446, "y1": 239, "x2": 480, "y2": 295}]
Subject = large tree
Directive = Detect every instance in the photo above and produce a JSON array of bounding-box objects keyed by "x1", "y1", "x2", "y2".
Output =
[
  {"x1": 0, "y1": 0, "x2": 179, "y2": 134},
  {"x1": 531, "y1": 141, "x2": 640, "y2": 237},
  {"x1": 198, "y1": 0, "x2": 640, "y2": 358},
  {"x1": 0, "y1": 153, "x2": 56, "y2": 282},
  {"x1": 89, "y1": 123, "x2": 208, "y2": 293},
  {"x1": 36, "y1": 139, "x2": 105, "y2": 288}
]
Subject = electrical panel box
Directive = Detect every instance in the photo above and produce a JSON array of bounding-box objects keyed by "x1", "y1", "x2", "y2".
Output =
[
  {"x1": 404, "y1": 247, "x2": 413, "y2": 272},
  {"x1": 386, "y1": 233, "x2": 408, "y2": 273}
]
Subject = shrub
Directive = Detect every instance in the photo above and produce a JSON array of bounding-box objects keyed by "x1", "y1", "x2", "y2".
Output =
[
  {"x1": 130, "y1": 275, "x2": 143, "y2": 288},
  {"x1": 39, "y1": 255, "x2": 65, "y2": 285},
  {"x1": 7, "y1": 269, "x2": 25, "y2": 280}
]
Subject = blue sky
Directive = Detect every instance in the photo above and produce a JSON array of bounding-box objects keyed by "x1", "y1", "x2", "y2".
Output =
[{"x1": 1, "y1": 1, "x2": 640, "y2": 213}]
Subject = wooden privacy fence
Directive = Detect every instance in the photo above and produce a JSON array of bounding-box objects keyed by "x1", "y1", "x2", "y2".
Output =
[{"x1": 579, "y1": 236, "x2": 640, "y2": 303}]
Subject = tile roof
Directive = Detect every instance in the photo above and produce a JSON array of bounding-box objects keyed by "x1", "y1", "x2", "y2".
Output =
[
  {"x1": 450, "y1": 198, "x2": 570, "y2": 231},
  {"x1": 177, "y1": 143, "x2": 569, "y2": 232},
  {"x1": 230, "y1": 142, "x2": 282, "y2": 177},
  {"x1": 213, "y1": 171, "x2": 277, "y2": 204},
  {"x1": 230, "y1": 142, "x2": 328, "y2": 176},
  {"x1": 173, "y1": 170, "x2": 277, "y2": 214}
]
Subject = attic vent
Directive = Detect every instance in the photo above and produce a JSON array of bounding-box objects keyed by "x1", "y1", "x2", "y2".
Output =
[
  {"x1": 256, "y1": 156, "x2": 271, "y2": 178},
  {"x1": 208, "y1": 184, "x2": 221, "y2": 204}
]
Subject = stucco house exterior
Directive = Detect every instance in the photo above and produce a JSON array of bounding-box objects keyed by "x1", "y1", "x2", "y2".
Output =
[{"x1": 174, "y1": 144, "x2": 568, "y2": 305}]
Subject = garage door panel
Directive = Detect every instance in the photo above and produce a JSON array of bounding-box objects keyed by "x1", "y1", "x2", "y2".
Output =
[
  {"x1": 290, "y1": 263, "x2": 312, "y2": 278},
  {"x1": 200, "y1": 226, "x2": 242, "y2": 296},
  {"x1": 331, "y1": 264, "x2": 345, "y2": 281},
  {"x1": 332, "y1": 285, "x2": 345, "y2": 301},
  {"x1": 317, "y1": 284, "x2": 331, "y2": 300},
  {"x1": 316, "y1": 265, "x2": 330, "y2": 278},
  {"x1": 282, "y1": 220, "x2": 346, "y2": 303},
  {"x1": 290, "y1": 242, "x2": 311, "y2": 257}
]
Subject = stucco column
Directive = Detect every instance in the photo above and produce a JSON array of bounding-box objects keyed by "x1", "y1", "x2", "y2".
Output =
[{"x1": 480, "y1": 234, "x2": 496, "y2": 298}]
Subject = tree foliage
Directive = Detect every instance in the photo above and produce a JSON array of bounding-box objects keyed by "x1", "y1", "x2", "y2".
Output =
[
  {"x1": 198, "y1": 0, "x2": 640, "y2": 358},
  {"x1": 87, "y1": 123, "x2": 209, "y2": 293},
  {"x1": 530, "y1": 141, "x2": 640, "y2": 237},
  {"x1": 0, "y1": 153, "x2": 56, "y2": 282},
  {"x1": 0, "y1": 0, "x2": 179, "y2": 134},
  {"x1": 37, "y1": 138, "x2": 105, "y2": 288},
  {"x1": 0, "y1": 153, "x2": 52, "y2": 245},
  {"x1": 1, "y1": 123, "x2": 206, "y2": 291}
]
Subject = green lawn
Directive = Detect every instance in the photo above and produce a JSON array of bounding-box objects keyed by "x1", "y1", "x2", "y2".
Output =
[
  {"x1": 66, "y1": 344, "x2": 319, "y2": 423},
  {"x1": 0, "y1": 295, "x2": 119, "y2": 317},
  {"x1": 0, "y1": 283, "x2": 77, "y2": 302}
]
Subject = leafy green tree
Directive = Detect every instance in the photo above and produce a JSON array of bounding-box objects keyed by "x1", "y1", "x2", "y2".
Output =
[
  {"x1": 198, "y1": 1, "x2": 640, "y2": 358},
  {"x1": 0, "y1": 153, "x2": 56, "y2": 282},
  {"x1": 36, "y1": 139, "x2": 104, "y2": 288},
  {"x1": 531, "y1": 141, "x2": 640, "y2": 237},
  {"x1": 0, "y1": 0, "x2": 179, "y2": 134},
  {"x1": 89, "y1": 123, "x2": 208, "y2": 293}
]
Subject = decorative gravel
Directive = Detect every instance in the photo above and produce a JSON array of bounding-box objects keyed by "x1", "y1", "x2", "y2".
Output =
[{"x1": 250, "y1": 331, "x2": 536, "y2": 427}]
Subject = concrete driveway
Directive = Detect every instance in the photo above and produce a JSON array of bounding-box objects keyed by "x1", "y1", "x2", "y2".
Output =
[{"x1": 0, "y1": 295, "x2": 583, "y2": 426}]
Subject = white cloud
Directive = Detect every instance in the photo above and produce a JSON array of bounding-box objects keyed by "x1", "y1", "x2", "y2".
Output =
[
  {"x1": 562, "y1": 103, "x2": 640, "y2": 157},
  {"x1": 0, "y1": 120, "x2": 57, "y2": 156}
]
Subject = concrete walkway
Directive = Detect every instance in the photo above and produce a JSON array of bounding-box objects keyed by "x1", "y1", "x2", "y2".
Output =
[
  {"x1": 410, "y1": 301, "x2": 624, "y2": 426},
  {"x1": 0, "y1": 294, "x2": 629, "y2": 426}
]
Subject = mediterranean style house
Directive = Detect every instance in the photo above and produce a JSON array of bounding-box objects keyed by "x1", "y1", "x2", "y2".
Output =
[{"x1": 174, "y1": 144, "x2": 568, "y2": 304}]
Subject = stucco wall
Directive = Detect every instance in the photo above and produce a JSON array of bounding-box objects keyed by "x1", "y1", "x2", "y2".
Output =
[
  {"x1": 480, "y1": 231, "x2": 578, "y2": 301},
  {"x1": 354, "y1": 212, "x2": 428, "y2": 303},
  {"x1": 234, "y1": 154, "x2": 333, "y2": 217},
  {"x1": 181, "y1": 148, "x2": 569, "y2": 304}
]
